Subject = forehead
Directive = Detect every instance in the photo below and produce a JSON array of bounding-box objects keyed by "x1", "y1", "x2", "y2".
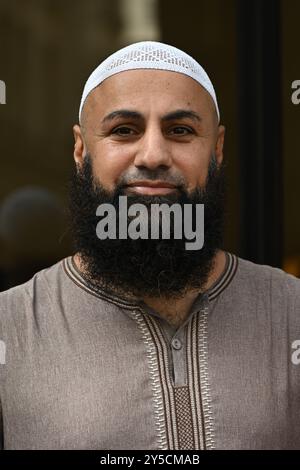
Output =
[{"x1": 83, "y1": 69, "x2": 216, "y2": 121}]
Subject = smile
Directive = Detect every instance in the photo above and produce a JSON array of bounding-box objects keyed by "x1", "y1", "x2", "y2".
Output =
[{"x1": 125, "y1": 181, "x2": 178, "y2": 196}]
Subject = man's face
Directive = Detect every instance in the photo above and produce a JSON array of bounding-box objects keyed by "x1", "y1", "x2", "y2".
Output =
[
  {"x1": 69, "y1": 69, "x2": 226, "y2": 300},
  {"x1": 73, "y1": 69, "x2": 225, "y2": 193}
]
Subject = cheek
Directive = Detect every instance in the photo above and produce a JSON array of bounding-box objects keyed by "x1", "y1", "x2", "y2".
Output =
[
  {"x1": 175, "y1": 156, "x2": 211, "y2": 190},
  {"x1": 92, "y1": 143, "x2": 134, "y2": 189}
]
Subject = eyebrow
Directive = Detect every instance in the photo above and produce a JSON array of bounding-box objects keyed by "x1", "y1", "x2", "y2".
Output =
[
  {"x1": 162, "y1": 109, "x2": 202, "y2": 122},
  {"x1": 101, "y1": 108, "x2": 202, "y2": 124},
  {"x1": 102, "y1": 110, "x2": 142, "y2": 124}
]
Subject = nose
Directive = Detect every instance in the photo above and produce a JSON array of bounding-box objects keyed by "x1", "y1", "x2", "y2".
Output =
[{"x1": 133, "y1": 125, "x2": 172, "y2": 170}]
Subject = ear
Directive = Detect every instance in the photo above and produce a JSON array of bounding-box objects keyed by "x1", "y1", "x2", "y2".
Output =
[
  {"x1": 73, "y1": 125, "x2": 86, "y2": 169},
  {"x1": 215, "y1": 125, "x2": 225, "y2": 166}
]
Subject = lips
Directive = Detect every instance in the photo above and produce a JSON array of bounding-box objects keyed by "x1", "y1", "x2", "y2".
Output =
[{"x1": 125, "y1": 181, "x2": 178, "y2": 195}]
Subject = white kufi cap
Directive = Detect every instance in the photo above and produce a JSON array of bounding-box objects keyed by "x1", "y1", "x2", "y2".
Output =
[{"x1": 79, "y1": 41, "x2": 220, "y2": 123}]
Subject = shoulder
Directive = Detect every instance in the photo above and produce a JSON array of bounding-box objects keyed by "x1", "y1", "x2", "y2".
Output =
[
  {"x1": 232, "y1": 254, "x2": 300, "y2": 321},
  {"x1": 235, "y1": 254, "x2": 300, "y2": 291},
  {"x1": 0, "y1": 258, "x2": 67, "y2": 332},
  {"x1": 0, "y1": 257, "x2": 66, "y2": 299}
]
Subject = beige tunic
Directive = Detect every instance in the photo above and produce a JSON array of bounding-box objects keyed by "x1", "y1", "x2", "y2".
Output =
[{"x1": 0, "y1": 252, "x2": 299, "y2": 449}]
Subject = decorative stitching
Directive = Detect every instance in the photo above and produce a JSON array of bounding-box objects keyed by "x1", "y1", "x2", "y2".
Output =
[
  {"x1": 208, "y1": 253, "x2": 238, "y2": 301},
  {"x1": 143, "y1": 314, "x2": 179, "y2": 450},
  {"x1": 187, "y1": 313, "x2": 205, "y2": 450},
  {"x1": 198, "y1": 302, "x2": 215, "y2": 449},
  {"x1": 173, "y1": 386, "x2": 195, "y2": 449},
  {"x1": 128, "y1": 309, "x2": 169, "y2": 450}
]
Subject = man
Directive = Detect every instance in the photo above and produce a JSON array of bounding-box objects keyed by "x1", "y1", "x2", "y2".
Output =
[{"x1": 0, "y1": 41, "x2": 299, "y2": 450}]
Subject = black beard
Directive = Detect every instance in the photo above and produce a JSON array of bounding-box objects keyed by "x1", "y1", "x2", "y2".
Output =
[{"x1": 67, "y1": 155, "x2": 226, "y2": 300}]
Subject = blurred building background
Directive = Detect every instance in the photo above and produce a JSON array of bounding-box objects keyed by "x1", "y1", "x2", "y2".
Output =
[{"x1": 0, "y1": 0, "x2": 299, "y2": 289}]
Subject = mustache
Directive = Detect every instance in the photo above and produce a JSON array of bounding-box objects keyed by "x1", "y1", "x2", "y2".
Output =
[{"x1": 116, "y1": 170, "x2": 187, "y2": 191}]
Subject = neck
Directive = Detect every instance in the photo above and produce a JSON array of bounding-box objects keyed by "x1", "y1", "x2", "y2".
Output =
[{"x1": 142, "y1": 250, "x2": 226, "y2": 328}]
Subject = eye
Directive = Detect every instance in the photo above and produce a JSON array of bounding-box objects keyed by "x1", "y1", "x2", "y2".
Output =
[
  {"x1": 111, "y1": 126, "x2": 137, "y2": 136},
  {"x1": 168, "y1": 126, "x2": 194, "y2": 135}
]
